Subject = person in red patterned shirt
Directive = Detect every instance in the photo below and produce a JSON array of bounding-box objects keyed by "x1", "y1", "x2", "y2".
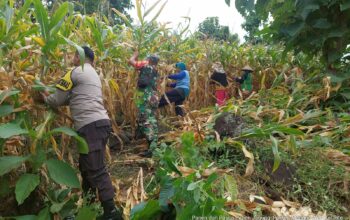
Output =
[{"x1": 129, "y1": 51, "x2": 160, "y2": 157}]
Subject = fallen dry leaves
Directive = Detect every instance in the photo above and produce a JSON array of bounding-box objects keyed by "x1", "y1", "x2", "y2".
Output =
[
  {"x1": 122, "y1": 168, "x2": 147, "y2": 219},
  {"x1": 226, "y1": 195, "x2": 326, "y2": 217}
]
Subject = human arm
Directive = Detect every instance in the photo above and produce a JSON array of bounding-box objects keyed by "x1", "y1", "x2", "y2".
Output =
[
  {"x1": 128, "y1": 51, "x2": 148, "y2": 69},
  {"x1": 44, "y1": 89, "x2": 70, "y2": 108},
  {"x1": 234, "y1": 77, "x2": 244, "y2": 84},
  {"x1": 128, "y1": 51, "x2": 139, "y2": 67},
  {"x1": 168, "y1": 71, "x2": 186, "y2": 80},
  {"x1": 43, "y1": 70, "x2": 74, "y2": 107},
  {"x1": 235, "y1": 72, "x2": 249, "y2": 84},
  {"x1": 241, "y1": 71, "x2": 249, "y2": 81},
  {"x1": 167, "y1": 82, "x2": 176, "y2": 88}
]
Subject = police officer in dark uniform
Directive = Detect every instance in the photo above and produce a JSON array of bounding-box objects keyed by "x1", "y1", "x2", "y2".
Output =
[{"x1": 43, "y1": 46, "x2": 122, "y2": 220}]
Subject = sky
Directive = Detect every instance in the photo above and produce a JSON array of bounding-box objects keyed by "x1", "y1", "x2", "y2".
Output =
[{"x1": 129, "y1": 0, "x2": 246, "y2": 41}]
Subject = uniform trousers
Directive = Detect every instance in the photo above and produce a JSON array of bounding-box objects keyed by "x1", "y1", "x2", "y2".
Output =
[{"x1": 77, "y1": 119, "x2": 114, "y2": 202}]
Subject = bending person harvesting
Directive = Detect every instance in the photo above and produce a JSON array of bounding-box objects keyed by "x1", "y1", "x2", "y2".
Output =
[
  {"x1": 159, "y1": 62, "x2": 190, "y2": 116},
  {"x1": 41, "y1": 46, "x2": 123, "y2": 220},
  {"x1": 235, "y1": 65, "x2": 254, "y2": 98}
]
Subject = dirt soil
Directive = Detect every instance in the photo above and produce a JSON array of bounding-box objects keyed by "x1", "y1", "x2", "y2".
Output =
[
  {"x1": 108, "y1": 140, "x2": 154, "y2": 204},
  {"x1": 214, "y1": 112, "x2": 244, "y2": 137}
]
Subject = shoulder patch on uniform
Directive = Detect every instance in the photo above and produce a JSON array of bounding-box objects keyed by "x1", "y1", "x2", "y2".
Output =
[{"x1": 56, "y1": 70, "x2": 73, "y2": 91}]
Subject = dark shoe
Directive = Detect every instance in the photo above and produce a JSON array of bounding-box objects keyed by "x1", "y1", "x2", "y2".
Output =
[
  {"x1": 139, "y1": 149, "x2": 153, "y2": 158},
  {"x1": 102, "y1": 208, "x2": 123, "y2": 220},
  {"x1": 101, "y1": 199, "x2": 123, "y2": 220}
]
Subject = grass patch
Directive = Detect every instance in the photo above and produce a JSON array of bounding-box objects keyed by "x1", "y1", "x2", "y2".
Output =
[{"x1": 291, "y1": 148, "x2": 350, "y2": 215}]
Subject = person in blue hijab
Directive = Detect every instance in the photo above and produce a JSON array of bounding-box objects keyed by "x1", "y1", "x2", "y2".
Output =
[{"x1": 158, "y1": 62, "x2": 190, "y2": 116}]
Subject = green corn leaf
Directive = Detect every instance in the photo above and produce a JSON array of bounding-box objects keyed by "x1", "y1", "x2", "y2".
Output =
[
  {"x1": 49, "y1": 2, "x2": 73, "y2": 31},
  {"x1": 31, "y1": 84, "x2": 56, "y2": 93},
  {"x1": 270, "y1": 136, "x2": 281, "y2": 172},
  {"x1": 144, "y1": 28, "x2": 161, "y2": 42},
  {"x1": 179, "y1": 17, "x2": 191, "y2": 36},
  {"x1": 49, "y1": 19, "x2": 65, "y2": 39},
  {"x1": 61, "y1": 36, "x2": 85, "y2": 67},
  {"x1": 150, "y1": 0, "x2": 168, "y2": 23},
  {"x1": 224, "y1": 174, "x2": 238, "y2": 201},
  {"x1": 241, "y1": 127, "x2": 267, "y2": 138},
  {"x1": 273, "y1": 125, "x2": 304, "y2": 136},
  {"x1": 144, "y1": 0, "x2": 162, "y2": 18},
  {"x1": 288, "y1": 135, "x2": 298, "y2": 155},
  {"x1": 15, "y1": 0, "x2": 33, "y2": 23},
  {"x1": 136, "y1": 0, "x2": 143, "y2": 25},
  {"x1": 2, "y1": 4, "x2": 14, "y2": 34},
  {"x1": 15, "y1": 174, "x2": 40, "y2": 205},
  {"x1": 111, "y1": 8, "x2": 132, "y2": 27},
  {"x1": 84, "y1": 17, "x2": 104, "y2": 51},
  {"x1": 32, "y1": 0, "x2": 49, "y2": 40}
]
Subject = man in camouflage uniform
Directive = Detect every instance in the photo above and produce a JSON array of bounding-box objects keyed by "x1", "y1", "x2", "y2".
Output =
[{"x1": 129, "y1": 51, "x2": 159, "y2": 157}]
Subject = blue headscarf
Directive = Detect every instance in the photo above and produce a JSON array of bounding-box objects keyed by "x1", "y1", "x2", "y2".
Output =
[{"x1": 175, "y1": 62, "x2": 186, "y2": 71}]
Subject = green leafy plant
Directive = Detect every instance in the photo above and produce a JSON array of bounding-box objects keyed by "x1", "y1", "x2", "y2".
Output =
[
  {"x1": 0, "y1": 89, "x2": 87, "y2": 218},
  {"x1": 131, "y1": 132, "x2": 236, "y2": 219},
  {"x1": 233, "y1": 0, "x2": 350, "y2": 69}
]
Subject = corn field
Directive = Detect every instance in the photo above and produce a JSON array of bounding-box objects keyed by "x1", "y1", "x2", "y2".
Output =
[{"x1": 1, "y1": 0, "x2": 350, "y2": 219}]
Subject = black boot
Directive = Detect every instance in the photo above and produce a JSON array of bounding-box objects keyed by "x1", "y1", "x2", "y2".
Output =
[
  {"x1": 139, "y1": 149, "x2": 152, "y2": 158},
  {"x1": 101, "y1": 199, "x2": 123, "y2": 220},
  {"x1": 139, "y1": 140, "x2": 153, "y2": 158}
]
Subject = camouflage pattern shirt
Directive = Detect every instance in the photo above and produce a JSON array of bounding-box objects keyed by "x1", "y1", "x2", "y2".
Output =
[{"x1": 133, "y1": 61, "x2": 159, "y2": 149}]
